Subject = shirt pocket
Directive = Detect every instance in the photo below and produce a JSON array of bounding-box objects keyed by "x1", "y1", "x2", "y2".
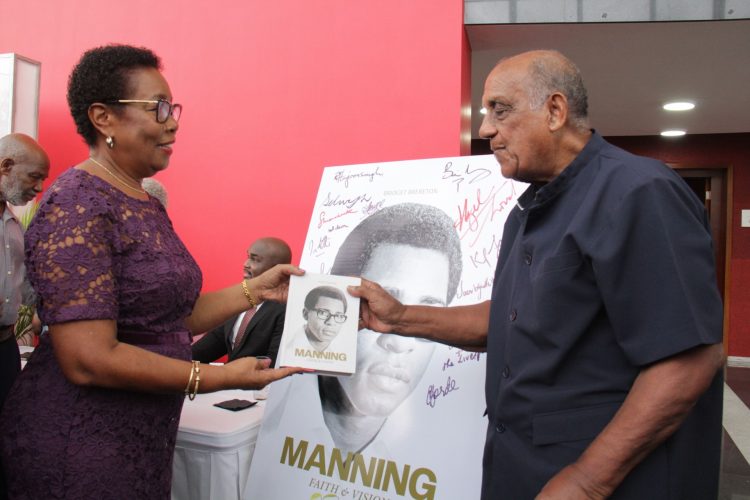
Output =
[
  {"x1": 532, "y1": 401, "x2": 622, "y2": 446},
  {"x1": 538, "y1": 250, "x2": 583, "y2": 276}
]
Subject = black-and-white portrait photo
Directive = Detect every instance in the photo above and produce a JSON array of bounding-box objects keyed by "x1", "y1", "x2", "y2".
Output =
[
  {"x1": 319, "y1": 202, "x2": 462, "y2": 452},
  {"x1": 277, "y1": 273, "x2": 360, "y2": 373},
  {"x1": 250, "y1": 154, "x2": 517, "y2": 500},
  {"x1": 299, "y1": 285, "x2": 348, "y2": 352}
]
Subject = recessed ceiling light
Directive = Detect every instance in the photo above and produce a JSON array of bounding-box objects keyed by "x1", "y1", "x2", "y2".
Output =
[
  {"x1": 480, "y1": 107, "x2": 487, "y2": 115},
  {"x1": 661, "y1": 129, "x2": 686, "y2": 137},
  {"x1": 663, "y1": 101, "x2": 695, "y2": 111}
]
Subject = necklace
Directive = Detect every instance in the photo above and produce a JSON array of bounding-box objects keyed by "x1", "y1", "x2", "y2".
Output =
[{"x1": 89, "y1": 157, "x2": 146, "y2": 195}]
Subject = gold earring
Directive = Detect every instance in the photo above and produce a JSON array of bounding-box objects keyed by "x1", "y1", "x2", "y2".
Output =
[{"x1": 105, "y1": 136, "x2": 115, "y2": 149}]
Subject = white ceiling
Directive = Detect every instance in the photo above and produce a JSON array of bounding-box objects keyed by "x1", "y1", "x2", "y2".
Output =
[{"x1": 467, "y1": 20, "x2": 750, "y2": 137}]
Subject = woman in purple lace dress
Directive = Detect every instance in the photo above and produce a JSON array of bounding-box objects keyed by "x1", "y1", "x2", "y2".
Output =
[{"x1": 0, "y1": 45, "x2": 303, "y2": 499}]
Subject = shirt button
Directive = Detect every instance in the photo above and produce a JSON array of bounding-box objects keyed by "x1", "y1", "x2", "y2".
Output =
[
  {"x1": 508, "y1": 309, "x2": 517, "y2": 322},
  {"x1": 495, "y1": 423, "x2": 506, "y2": 433},
  {"x1": 502, "y1": 365, "x2": 510, "y2": 378},
  {"x1": 524, "y1": 253, "x2": 532, "y2": 265}
]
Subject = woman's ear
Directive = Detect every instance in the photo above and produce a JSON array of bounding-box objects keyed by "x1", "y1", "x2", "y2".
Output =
[{"x1": 88, "y1": 103, "x2": 115, "y2": 140}]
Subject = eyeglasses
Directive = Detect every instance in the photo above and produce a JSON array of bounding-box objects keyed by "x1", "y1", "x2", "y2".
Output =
[
  {"x1": 109, "y1": 99, "x2": 182, "y2": 123},
  {"x1": 312, "y1": 308, "x2": 347, "y2": 324}
]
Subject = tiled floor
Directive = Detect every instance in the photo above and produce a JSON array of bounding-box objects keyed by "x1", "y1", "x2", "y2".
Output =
[{"x1": 719, "y1": 366, "x2": 750, "y2": 500}]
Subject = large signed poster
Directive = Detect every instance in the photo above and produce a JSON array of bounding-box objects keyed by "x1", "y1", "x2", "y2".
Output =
[{"x1": 247, "y1": 155, "x2": 525, "y2": 500}]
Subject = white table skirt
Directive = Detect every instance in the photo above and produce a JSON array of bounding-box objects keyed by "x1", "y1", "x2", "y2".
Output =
[{"x1": 171, "y1": 390, "x2": 265, "y2": 500}]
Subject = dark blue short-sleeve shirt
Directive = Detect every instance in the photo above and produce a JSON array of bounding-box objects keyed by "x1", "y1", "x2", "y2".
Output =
[{"x1": 482, "y1": 132, "x2": 724, "y2": 499}]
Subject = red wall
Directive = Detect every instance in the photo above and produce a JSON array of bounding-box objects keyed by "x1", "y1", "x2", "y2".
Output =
[
  {"x1": 608, "y1": 134, "x2": 750, "y2": 357},
  {"x1": 0, "y1": 0, "x2": 468, "y2": 290}
]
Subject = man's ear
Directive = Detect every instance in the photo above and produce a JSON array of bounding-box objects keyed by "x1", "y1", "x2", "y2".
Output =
[
  {"x1": 302, "y1": 308, "x2": 309, "y2": 320},
  {"x1": 546, "y1": 92, "x2": 568, "y2": 132},
  {"x1": 0, "y1": 157, "x2": 13, "y2": 176},
  {"x1": 88, "y1": 103, "x2": 115, "y2": 139}
]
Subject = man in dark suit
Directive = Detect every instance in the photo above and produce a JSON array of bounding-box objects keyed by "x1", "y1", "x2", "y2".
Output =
[{"x1": 192, "y1": 237, "x2": 292, "y2": 365}]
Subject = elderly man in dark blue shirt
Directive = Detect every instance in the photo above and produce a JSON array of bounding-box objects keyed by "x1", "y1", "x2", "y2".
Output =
[{"x1": 350, "y1": 50, "x2": 724, "y2": 499}]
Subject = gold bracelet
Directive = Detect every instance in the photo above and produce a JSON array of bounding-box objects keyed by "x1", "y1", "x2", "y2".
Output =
[
  {"x1": 184, "y1": 360, "x2": 197, "y2": 396},
  {"x1": 188, "y1": 361, "x2": 201, "y2": 401},
  {"x1": 241, "y1": 279, "x2": 257, "y2": 308}
]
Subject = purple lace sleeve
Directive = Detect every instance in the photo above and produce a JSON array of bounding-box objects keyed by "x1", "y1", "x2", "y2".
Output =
[
  {"x1": 26, "y1": 174, "x2": 118, "y2": 324},
  {"x1": 25, "y1": 169, "x2": 202, "y2": 332}
]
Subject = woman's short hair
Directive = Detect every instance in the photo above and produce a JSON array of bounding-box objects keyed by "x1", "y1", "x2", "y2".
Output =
[{"x1": 67, "y1": 44, "x2": 161, "y2": 146}]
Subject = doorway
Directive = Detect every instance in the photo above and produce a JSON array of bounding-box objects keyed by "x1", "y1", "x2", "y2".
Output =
[{"x1": 673, "y1": 168, "x2": 728, "y2": 298}]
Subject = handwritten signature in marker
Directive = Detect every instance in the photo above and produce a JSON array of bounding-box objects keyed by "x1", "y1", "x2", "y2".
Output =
[
  {"x1": 318, "y1": 209, "x2": 356, "y2": 229},
  {"x1": 334, "y1": 167, "x2": 383, "y2": 188},
  {"x1": 442, "y1": 161, "x2": 492, "y2": 192},
  {"x1": 425, "y1": 376, "x2": 459, "y2": 408},
  {"x1": 455, "y1": 182, "x2": 516, "y2": 246}
]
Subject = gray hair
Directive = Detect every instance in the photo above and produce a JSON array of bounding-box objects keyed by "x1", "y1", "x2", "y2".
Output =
[
  {"x1": 142, "y1": 178, "x2": 168, "y2": 207},
  {"x1": 0, "y1": 133, "x2": 48, "y2": 165},
  {"x1": 525, "y1": 50, "x2": 589, "y2": 130}
]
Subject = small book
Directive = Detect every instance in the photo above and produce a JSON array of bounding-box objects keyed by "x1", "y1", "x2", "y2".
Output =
[{"x1": 277, "y1": 273, "x2": 360, "y2": 375}]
